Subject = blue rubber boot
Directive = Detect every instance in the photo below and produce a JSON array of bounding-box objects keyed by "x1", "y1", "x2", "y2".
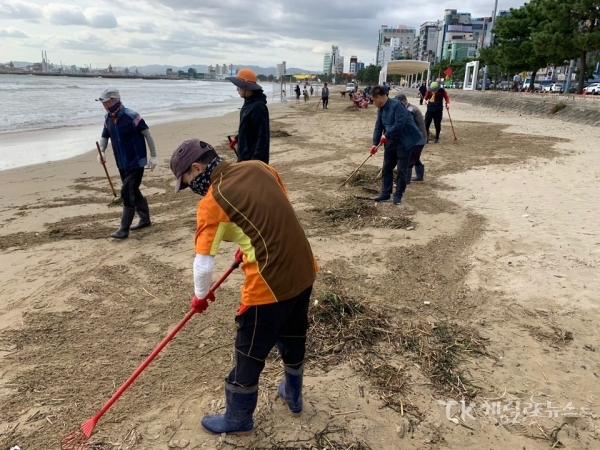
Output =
[
  {"x1": 278, "y1": 365, "x2": 303, "y2": 414},
  {"x1": 201, "y1": 382, "x2": 257, "y2": 435}
]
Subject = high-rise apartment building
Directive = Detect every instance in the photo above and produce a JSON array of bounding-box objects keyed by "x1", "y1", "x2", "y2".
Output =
[
  {"x1": 376, "y1": 25, "x2": 415, "y2": 66},
  {"x1": 323, "y1": 46, "x2": 344, "y2": 74},
  {"x1": 323, "y1": 53, "x2": 332, "y2": 74},
  {"x1": 349, "y1": 56, "x2": 358, "y2": 74},
  {"x1": 416, "y1": 21, "x2": 441, "y2": 63},
  {"x1": 438, "y1": 10, "x2": 478, "y2": 61}
]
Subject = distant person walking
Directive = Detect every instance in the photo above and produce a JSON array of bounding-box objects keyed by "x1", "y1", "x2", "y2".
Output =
[
  {"x1": 303, "y1": 87, "x2": 309, "y2": 102},
  {"x1": 512, "y1": 73, "x2": 522, "y2": 92},
  {"x1": 309, "y1": 85, "x2": 314, "y2": 96},
  {"x1": 321, "y1": 83, "x2": 330, "y2": 109},
  {"x1": 423, "y1": 82, "x2": 450, "y2": 144},
  {"x1": 396, "y1": 94, "x2": 427, "y2": 184},
  {"x1": 96, "y1": 86, "x2": 157, "y2": 239},
  {"x1": 225, "y1": 68, "x2": 270, "y2": 164},
  {"x1": 418, "y1": 81, "x2": 427, "y2": 105},
  {"x1": 294, "y1": 85, "x2": 301, "y2": 103},
  {"x1": 281, "y1": 90, "x2": 288, "y2": 103}
]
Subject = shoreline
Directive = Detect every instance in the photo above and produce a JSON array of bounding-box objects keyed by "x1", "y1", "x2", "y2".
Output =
[
  {"x1": 0, "y1": 101, "x2": 287, "y2": 215},
  {"x1": 0, "y1": 100, "x2": 245, "y2": 172}
]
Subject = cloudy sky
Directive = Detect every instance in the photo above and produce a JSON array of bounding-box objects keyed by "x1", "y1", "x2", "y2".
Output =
[{"x1": 1, "y1": 0, "x2": 527, "y2": 71}]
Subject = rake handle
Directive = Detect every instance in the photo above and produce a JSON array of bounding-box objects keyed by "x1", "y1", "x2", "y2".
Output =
[
  {"x1": 445, "y1": 105, "x2": 458, "y2": 141},
  {"x1": 95, "y1": 141, "x2": 118, "y2": 197},
  {"x1": 90, "y1": 256, "x2": 242, "y2": 426},
  {"x1": 341, "y1": 142, "x2": 381, "y2": 187}
]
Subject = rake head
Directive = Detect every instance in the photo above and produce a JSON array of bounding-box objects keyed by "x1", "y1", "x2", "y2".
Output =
[
  {"x1": 61, "y1": 418, "x2": 96, "y2": 450},
  {"x1": 107, "y1": 197, "x2": 123, "y2": 208}
]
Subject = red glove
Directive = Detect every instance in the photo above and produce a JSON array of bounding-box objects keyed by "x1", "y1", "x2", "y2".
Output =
[
  {"x1": 190, "y1": 292, "x2": 216, "y2": 314},
  {"x1": 380, "y1": 135, "x2": 388, "y2": 144},
  {"x1": 234, "y1": 247, "x2": 244, "y2": 264},
  {"x1": 370, "y1": 145, "x2": 378, "y2": 155},
  {"x1": 228, "y1": 137, "x2": 238, "y2": 150}
]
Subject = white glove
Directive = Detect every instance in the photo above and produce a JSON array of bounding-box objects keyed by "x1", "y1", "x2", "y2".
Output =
[
  {"x1": 147, "y1": 156, "x2": 157, "y2": 171},
  {"x1": 97, "y1": 151, "x2": 106, "y2": 164}
]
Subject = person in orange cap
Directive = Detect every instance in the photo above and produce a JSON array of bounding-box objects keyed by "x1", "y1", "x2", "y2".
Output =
[{"x1": 226, "y1": 68, "x2": 270, "y2": 164}]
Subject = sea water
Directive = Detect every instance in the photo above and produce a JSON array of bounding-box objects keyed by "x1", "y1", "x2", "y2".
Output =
[{"x1": 0, "y1": 74, "x2": 276, "y2": 171}]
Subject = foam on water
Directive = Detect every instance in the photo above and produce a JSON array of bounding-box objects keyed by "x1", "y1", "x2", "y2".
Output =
[{"x1": 0, "y1": 74, "x2": 277, "y2": 170}]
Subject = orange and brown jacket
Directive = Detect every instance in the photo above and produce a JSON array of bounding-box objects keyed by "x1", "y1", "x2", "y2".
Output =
[{"x1": 194, "y1": 160, "x2": 318, "y2": 307}]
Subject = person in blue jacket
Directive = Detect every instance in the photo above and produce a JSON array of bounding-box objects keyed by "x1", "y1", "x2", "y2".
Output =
[
  {"x1": 225, "y1": 68, "x2": 270, "y2": 164},
  {"x1": 96, "y1": 87, "x2": 157, "y2": 239},
  {"x1": 369, "y1": 85, "x2": 423, "y2": 205}
]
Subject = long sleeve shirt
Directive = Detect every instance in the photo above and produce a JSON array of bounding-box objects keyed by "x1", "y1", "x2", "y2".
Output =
[
  {"x1": 423, "y1": 88, "x2": 450, "y2": 112},
  {"x1": 372, "y1": 98, "x2": 422, "y2": 151}
]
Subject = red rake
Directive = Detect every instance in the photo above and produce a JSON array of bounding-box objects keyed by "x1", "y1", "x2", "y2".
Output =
[
  {"x1": 61, "y1": 250, "x2": 244, "y2": 450},
  {"x1": 446, "y1": 104, "x2": 458, "y2": 142}
]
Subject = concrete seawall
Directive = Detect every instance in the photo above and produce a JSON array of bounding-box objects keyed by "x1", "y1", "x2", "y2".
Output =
[{"x1": 436, "y1": 89, "x2": 600, "y2": 127}]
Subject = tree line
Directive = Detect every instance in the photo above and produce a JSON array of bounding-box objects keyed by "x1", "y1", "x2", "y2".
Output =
[
  {"x1": 479, "y1": 0, "x2": 599, "y2": 93},
  {"x1": 352, "y1": 0, "x2": 600, "y2": 93}
]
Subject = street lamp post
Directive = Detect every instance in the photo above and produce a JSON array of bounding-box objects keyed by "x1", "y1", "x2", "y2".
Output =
[{"x1": 482, "y1": 0, "x2": 499, "y2": 91}]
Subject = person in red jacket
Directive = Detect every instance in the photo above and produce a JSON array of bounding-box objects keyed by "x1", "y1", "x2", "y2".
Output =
[{"x1": 423, "y1": 82, "x2": 450, "y2": 143}]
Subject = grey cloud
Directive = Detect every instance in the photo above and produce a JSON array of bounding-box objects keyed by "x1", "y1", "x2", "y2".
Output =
[
  {"x1": 0, "y1": 27, "x2": 29, "y2": 38},
  {"x1": 120, "y1": 21, "x2": 157, "y2": 33},
  {"x1": 46, "y1": 4, "x2": 88, "y2": 26},
  {"x1": 0, "y1": 0, "x2": 43, "y2": 19},
  {"x1": 86, "y1": 10, "x2": 118, "y2": 28},
  {"x1": 141, "y1": 0, "x2": 526, "y2": 57},
  {"x1": 44, "y1": 5, "x2": 117, "y2": 28}
]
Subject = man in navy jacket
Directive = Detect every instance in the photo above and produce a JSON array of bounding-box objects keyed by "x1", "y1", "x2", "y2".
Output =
[
  {"x1": 369, "y1": 85, "x2": 422, "y2": 205},
  {"x1": 97, "y1": 87, "x2": 157, "y2": 239}
]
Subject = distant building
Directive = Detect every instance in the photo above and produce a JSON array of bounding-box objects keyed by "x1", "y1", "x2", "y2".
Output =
[
  {"x1": 349, "y1": 56, "x2": 358, "y2": 73},
  {"x1": 323, "y1": 53, "x2": 332, "y2": 74},
  {"x1": 277, "y1": 62, "x2": 286, "y2": 79},
  {"x1": 416, "y1": 21, "x2": 440, "y2": 63},
  {"x1": 376, "y1": 25, "x2": 415, "y2": 66}
]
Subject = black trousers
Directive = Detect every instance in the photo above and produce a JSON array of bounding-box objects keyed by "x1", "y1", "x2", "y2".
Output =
[
  {"x1": 424, "y1": 110, "x2": 443, "y2": 139},
  {"x1": 322, "y1": 97, "x2": 329, "y2": 108},
  {"x1": 118, "y1": 167, "x2": 144, "y2": 208},
  {"x1": 408, "y1": 144, "x2": 425, "y2": 168},
  {"x1": 227, "y1": 285, "x2": 313, "y2": 387},
  {"x1": 382, "y1": 144, "x2": 411, "y2": 198}
]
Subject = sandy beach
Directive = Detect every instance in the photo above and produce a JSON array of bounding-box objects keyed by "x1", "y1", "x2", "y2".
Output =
[{"x1": 1, "y1": 88, "x2": 599, "y2": 449}]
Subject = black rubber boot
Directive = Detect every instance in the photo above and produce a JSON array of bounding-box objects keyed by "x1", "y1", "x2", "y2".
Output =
[
  {"x1": 405, "y1": 167, "x2": 413, "y2": 186},
  {"x1": 413, "y1": 165, "x2": 425, "y2": 182},
  {"x1": 130, "y1": 197, "x2": 151, "y2": 231},
  {"x1": 278, "y1": 365, "x2": 303, "y2": 414},
  {"x1": 201, "y1": 382, "x2": 257, "y2": 435},
  {"x1": 110, "y1": 206, "x2": 135, "y2": 239}
]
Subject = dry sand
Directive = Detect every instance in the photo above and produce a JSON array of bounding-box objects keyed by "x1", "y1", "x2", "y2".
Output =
[{"x1": 1, "y1": 88, "x2": 599, "y2": 449}]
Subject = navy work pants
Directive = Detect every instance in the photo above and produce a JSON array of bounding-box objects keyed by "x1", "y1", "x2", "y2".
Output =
[{"x1": 118, "y1": 167, "x2": 145, "y2": 208}]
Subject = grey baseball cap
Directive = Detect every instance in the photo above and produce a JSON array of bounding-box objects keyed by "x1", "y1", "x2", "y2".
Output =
[{"x1": 96, "y1": 86, "x2": 120, "y2": 102}]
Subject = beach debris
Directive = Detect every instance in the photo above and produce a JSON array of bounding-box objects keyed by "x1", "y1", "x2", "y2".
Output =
[{"x1": 270, "y1": 129, "x2": 291, "y2": 137}]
